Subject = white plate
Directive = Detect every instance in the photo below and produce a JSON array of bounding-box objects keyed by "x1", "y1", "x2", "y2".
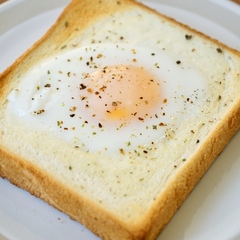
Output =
[{"x1": 0, "y1": 0, "x2": 240, "y2": 240}]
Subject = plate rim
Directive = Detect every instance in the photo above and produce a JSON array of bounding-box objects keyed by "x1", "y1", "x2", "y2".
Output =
[{"x1": 0, "y1": 1, "x2": 240, "y2": 240}]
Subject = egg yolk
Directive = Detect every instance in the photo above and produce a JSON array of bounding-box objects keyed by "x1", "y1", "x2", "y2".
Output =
[{"x1": 80, "y1": 65, "x2": 161, "y2": 123}]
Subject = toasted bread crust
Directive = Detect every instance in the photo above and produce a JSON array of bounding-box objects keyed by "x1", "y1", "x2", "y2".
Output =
[
  {"x1": 0, "y1": 146, "x2": 146, "y2": 240},
  {"x1": 1, "y1": 0, "x2": 240, "y2": 239},
  {"x1": 145, "y1": 106, "x2": 240, "y2": 239},
  {"x1": 1, "y1": 104, "x2": 240, "y2": 240}
]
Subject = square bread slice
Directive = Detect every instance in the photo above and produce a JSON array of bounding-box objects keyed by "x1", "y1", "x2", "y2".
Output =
[{"x1": 0, "y1": 0, "x2": 240, "y2": 239}]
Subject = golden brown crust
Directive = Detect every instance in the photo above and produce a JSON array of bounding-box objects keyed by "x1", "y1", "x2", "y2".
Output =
[
  {"x1": 0, "y1": 146, "x2": 140, "y2": 240},
  {"x1": 1, "y1": 100, "x2": 240, "y2": 240},
  {"x1": 0, "y1": 0, "x2": 240, "y2": 240},
  {"x1": 0, "y1": 0, "x2": 134, "y2": 101},
  {"x1": 144, "y1": 104, "x2": 240, "y2": 239}
]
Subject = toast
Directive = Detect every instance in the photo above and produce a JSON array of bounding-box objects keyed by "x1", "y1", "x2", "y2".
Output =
[{"x1": 1, "y1": 0, "x2": 240, "y2": 239}]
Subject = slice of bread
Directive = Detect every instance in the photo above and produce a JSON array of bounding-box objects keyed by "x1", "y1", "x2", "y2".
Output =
[{"x1": 1, "y1": 0, "x2": 240, "y2": 239}]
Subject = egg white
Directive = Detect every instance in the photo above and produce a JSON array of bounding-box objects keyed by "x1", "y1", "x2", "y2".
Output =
[{"x1": 7, "y1": 43, "x2": 207, "y2": 154}]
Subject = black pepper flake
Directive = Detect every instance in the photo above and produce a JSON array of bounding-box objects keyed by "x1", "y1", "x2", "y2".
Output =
[
  {"x1": 185, "y1": 34, "x2": 192, "y2": 40},
  {"x1": 196, "y1": 139, "x2": 200, "y2": 144},
  {"x1": 100, "y1": 85, "x2": 107, "y2": 91},
  {"x1": 143, "y1": 150, "x2": 148, "y2": 154},
  {"x1": 218, "y1": 95, "x2": 222, "y2": 100},
  {"x1": 70, "y1": 114, "x2": 75, "y2": 117},
  {"x1": 80, "y1": 83, "x2": 87, "y2": 90},
  {"x1": 98, "y1": 123, "x2": 103, "y2": 128},
  {"x1": 34, "y1": 109, "x2": 45, "y2": 115},
  {"x1": 216, "y1": 48, "x2": 223, "y2": 53},
  {"x1": 176, "y1": 60, "x2": 181, "y2": 64},
  {"x1": 44, "y1": 83, "x2": 51, "y2": 88}
]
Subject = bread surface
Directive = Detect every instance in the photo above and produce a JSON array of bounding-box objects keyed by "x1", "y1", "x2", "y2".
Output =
[{"x1": 1, "y1": 0, "x2": 240, "y2": 239}]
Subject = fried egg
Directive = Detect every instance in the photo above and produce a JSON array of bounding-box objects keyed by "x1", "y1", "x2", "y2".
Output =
[{"x1": 7, "y1": 43, "x2": 207, "y2": 154}]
